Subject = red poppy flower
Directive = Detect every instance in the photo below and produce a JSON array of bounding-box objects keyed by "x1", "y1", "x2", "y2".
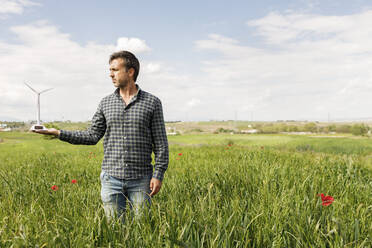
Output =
[
  {"x1": 178, "y1": 153, "x2": 183, "y2": 156},
  {"x1": 51, "y1": 185, "x2": 58, "y2": 191},
  {"x1": 228, "y1": 144, "x2": 232, "y2": 147},
  {"x1": 71, "y1": 179, "x2": 77, "y2": 184},
  {"x1": 318, "y1": 193, "x2": 334, "y2": 206}
]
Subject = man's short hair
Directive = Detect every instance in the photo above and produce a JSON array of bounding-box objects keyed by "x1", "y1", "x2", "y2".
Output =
[{"x1": 109, "y1": 51, "x2": 140, "y2": 82}]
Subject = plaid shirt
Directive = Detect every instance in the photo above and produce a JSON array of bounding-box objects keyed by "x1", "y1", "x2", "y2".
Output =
[{"x1": 59, "y1": 85, "x2": 169, "y2": 181}]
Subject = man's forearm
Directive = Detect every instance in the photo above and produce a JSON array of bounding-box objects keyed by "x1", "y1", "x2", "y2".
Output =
[
  {"x1": 58, "y1": 101, "x2": 106, "y2": 145},
  {"x1": 33, "y1": 128, "x2": 60, "y2": 136},
  {"x1": 59, "y1": 129, "x2": 104, "y2": 145},
  {"x1": 153, "y1": 145, "x2": 169, "y2": 181}
]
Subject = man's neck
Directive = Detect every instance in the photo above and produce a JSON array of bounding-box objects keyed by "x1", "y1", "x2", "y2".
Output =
[{"x1": 119, "y1": 82, "x2": 137, "y2": 98}]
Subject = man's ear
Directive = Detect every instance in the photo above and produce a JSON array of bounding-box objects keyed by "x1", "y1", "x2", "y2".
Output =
[{"x1": 128, "y1": 68, "x2": 135, "y2": 78}]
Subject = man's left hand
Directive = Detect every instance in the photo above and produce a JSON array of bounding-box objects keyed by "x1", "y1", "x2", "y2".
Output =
[{"x1": 149, "y1": 178, "x2": 162, "y2": 197}]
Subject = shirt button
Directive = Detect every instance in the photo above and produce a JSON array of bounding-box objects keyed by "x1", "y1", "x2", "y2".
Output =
[
  {"x1": 125, "y1": 150, "x2": 128, "y2": 153},
  {"x1": 124, "y1": 137, "x2": 127, "y2": 139},
  {"x1": 125, "y1": 164, "x2": 128, "y2": 167}
]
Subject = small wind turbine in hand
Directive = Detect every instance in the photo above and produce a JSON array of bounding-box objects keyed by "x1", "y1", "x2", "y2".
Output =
[{"x1": 24, "y1": 82, "x2": 53, "y2": 131}]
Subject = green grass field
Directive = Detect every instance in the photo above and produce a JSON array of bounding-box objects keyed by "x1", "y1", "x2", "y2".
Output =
[{"x1": 0, "y1": 132, "x2": 371, "y2": 247}]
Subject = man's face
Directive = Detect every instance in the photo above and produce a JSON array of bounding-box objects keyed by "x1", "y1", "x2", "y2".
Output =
[{"x1": 109, "y1": 58, "x2": 134, "y2": 88}]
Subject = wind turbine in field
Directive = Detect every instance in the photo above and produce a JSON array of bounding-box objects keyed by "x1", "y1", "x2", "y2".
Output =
[{"x1": 24, "y1": 82, "x2": 53, "y2": 131}]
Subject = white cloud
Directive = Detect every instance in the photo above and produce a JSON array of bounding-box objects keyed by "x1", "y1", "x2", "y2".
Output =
[
  {"x1": 0, "y1": 21, "x2": 180, "y2": 121},
  {"x1": 3, "y1": 10, "x2": 372, "y2": 122},
  {"x1": 116, "y1": 37, "x2": 151, "y2": 53},
  {"x1": 194, "y1": 10, "x2": 372, "y2": 120},
  {"x1": 0, "y1": 0, "x2": 40, "y2": 17},
  {"x1": 143, "y1": 62, "x2": 161, "y2": 74},
  {"x1": 186, "y1": 98, "x2": 201, "y2": 108},
  {"x1": 246, "y1": 11, "x2": 372, "y2": 49}
]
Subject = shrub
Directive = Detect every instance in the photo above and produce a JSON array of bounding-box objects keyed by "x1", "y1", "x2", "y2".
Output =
[
  {"x1": 351, "y1": 124, "x2": 369, "y2": 136},
  {"x1": 304, "y1": 122, "x2": 317, "y2": 133},
  {"x1": 215, "y1": 128, "x2": 235, "y2": 133},
  {"x1": 336, "y1": 124, "x2": 352, "y2": 133},
  {"x1": 190, "y1": 128, "x2": 203, "y2": 133}
]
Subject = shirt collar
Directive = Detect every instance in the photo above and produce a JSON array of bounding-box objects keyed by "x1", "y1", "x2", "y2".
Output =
[
  {"x1": 114, "y1": 84, "x2": 141, "y2": 96},
  {"x1": 114, "y1": 84, "x2": 141, "y2": 103}
]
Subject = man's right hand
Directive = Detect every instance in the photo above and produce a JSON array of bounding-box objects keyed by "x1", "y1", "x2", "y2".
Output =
[{"x1": 33, "y1": 128, "x2": 60, "y2": 136}]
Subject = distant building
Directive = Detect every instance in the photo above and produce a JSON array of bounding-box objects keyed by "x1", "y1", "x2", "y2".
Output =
[
  {"x1": 281, "y1": 131, "x2": 312, "y2": 135},
  {"x1": 241, "y1": 129, "x2": 259, "y2": 134},
  {"x1": 167, "y1": 132, "x2": 178, "y2": 136},
  {"x1": 0, "y1": 127, "x2": 12, "y2": 132},
  {"x1": 166, "y1": 126, "x2": 178, "y2": 135}
]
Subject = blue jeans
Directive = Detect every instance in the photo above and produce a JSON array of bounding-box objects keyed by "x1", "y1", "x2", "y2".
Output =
[{"x1": 100, "y1": 170, "x2": 152, "y2": 220}]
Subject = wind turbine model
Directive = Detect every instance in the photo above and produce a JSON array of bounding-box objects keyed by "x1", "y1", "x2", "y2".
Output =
[{"x1": 24, "y1": 82, "x2": 53, "y2": 131}]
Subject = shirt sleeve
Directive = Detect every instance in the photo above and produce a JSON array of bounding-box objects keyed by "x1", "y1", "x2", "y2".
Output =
[
  {"x1": 59, "y1": 101, "x2": 106, "y2": 145},
  {"x1": 151, "y1": 99, "x2": 169, "y2": 181}
]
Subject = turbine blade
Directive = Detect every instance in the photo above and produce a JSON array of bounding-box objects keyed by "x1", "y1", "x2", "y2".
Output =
[
  {"x1": 24, "y1": 82, "x2": 38, "y2": 93},
  {"x1": 40, "y1": 88, "x2": 53, "y2": 94}
]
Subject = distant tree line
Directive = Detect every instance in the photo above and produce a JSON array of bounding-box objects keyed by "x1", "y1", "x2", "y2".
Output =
[
  {"x1": 250, "y1": 123, "x2": 370, "y2": 136},
  {"x1": 2, "y1": 120, "x2": 370, "y2": 137},
  {"x1": 214, "y1": 122, "x2": 370, "y2": 136}
]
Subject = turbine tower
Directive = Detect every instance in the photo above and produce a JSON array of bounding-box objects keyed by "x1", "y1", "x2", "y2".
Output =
[{"x1": 24, "y1": 82, "x2": 53, "y2": 131}]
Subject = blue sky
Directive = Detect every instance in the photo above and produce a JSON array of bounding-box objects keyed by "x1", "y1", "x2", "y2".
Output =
[{"x1": 1, "y1": 0, "x2": 372, "y2": 121}]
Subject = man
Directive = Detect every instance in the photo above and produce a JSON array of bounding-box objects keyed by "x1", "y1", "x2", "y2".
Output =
[{"x1": 35, "y1": 51, "x2": 169, "y2": 220}]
